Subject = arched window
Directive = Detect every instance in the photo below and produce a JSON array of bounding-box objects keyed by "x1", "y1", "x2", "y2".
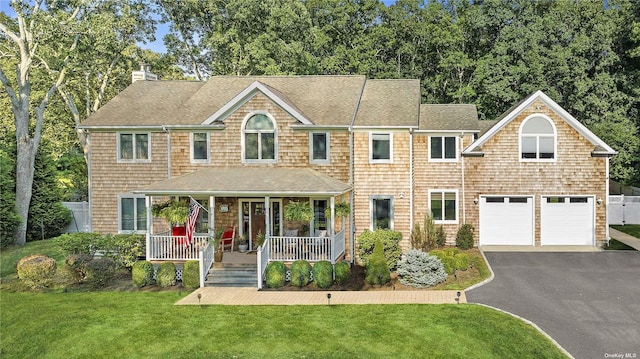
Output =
[
  {"x1": 243, "y1": 113, "x2": 276, "y2": 162},
  {"x1": 520, "y1": 115, "x2": 556, "y2": 160}
]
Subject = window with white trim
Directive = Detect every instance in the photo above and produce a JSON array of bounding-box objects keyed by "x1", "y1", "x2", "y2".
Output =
[
  {"x1": 118, "y1": 133, "x2": 150, "y2": 162},
  {"x1": 371, "y1": 196, "x2": 393, "y2": 230},
  {"x1": 191, "y1": 132, "x2": 209, "y2": 163},
  {"x1": 119, "y1": 195, "x2": 147, "y2": 232},
  {"x1": 520, "y1": 116, "x2": 556, "y2": 160},
  {"x1": 243, "y1": 113, "x2": 276, "y2": 162},
  {"x1": 430, "y1": 190, "x2": 458, "y2": 223},
  {"x1": 310, "y1": 132, "x2": 330, "y2": 163},
  {"x1": 370, "y1": 133, "x2": 392, "y2": 163},
  {"x1": 429, "y1": 136, "x2": 457, "y2": 161}
]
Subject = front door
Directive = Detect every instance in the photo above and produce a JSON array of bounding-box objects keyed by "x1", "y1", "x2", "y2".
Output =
[{"x1": 240, "y1": 199, "x2": 282, "y2": 250}]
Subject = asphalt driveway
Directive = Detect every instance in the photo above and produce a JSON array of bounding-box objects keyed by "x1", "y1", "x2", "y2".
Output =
[{"x1": 466, "y1": 252, "x2": 640, "y2": 359}]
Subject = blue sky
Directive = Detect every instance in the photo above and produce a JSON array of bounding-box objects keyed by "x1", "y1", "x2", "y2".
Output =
[{"x1": 1, "y1": 0, "x2": 400, "y2": 55}]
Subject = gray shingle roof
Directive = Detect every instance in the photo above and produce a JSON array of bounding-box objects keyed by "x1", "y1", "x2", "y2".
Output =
[
  {"x1": 353, "y1": 79, "x2": 420, "y2": 127},
  {"x1": 131, "y1": 167, "x2": 351, "y2": 196},
  {"x1": 419, "y1": 104, "x2": 479, "y2": 131}
]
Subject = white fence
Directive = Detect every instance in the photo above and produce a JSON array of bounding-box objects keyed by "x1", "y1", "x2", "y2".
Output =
[
  {"x1": 147, "y1": 233, "x2": 210, "y2": 260},
  {"x1": 609, "y1": 195, "x2": 640, "y2": 225},
  {"x1": 62, "y1": 201, "x2": 90, "y2": 233},
  {"x1": 198, "y1": 241, "x2": 214, "y2": 288}
]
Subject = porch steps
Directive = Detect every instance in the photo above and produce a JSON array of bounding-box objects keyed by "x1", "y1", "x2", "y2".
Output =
[{"x1": 205, "y1": 263, "x2": 258, "y2": 287}]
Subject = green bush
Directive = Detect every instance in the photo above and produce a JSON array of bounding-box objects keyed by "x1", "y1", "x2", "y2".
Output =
[
  {"x1": 0, "y1": 148, "x2": 20, "y2": 248},
  {"x1": 357, "y1": 229, "x2": 402, "y2": 270},
  {"x1": 156, "y1": 262, "x2": 177, "y2": 287},
  {"x1": 397, "y1": 250, "x2": 448, "y2": 288},
  {"x1": 132, "y1": 260, "x2": 155, "y2": 288},
  {"x1": 181, "y1": 260, "x2": 200, "y2": 289},
  {"x1": 16, "y1": 254, "x2": 57, "y2": 288},
  {"x1": 56, "y1": 232, "x2": 104, "y2": 256},
  {"x1": 312, "y1": 260, "x2": 333, "y2": 289},
  {"x1": 101, "y1": 234, "x2": 145, "y2": 270},
  {"x1": 436, "y1": 225, "x2": 446, "y2": 247},
  {"x1": 365, "y1": 240, "x2": 390, "y2": 285},
  {"x1": 334, "y1": 262, "x2": 351, "y2": 285},
  {"x1": 265, "y1": 261, "x2": 286, "y2": 288},
  {"x1": 411, "y1": 213, "x2": 437, "y2": 252},
  {"x1": 64, "y1": 253, "x2": 92, "y2": 284},
  {"x1": 430, "y1": 248, "x2": 469, "y2": 274},
  {"x1": 85, "y1": 257, "x2": 116, "y2": 288},
  {"x1": 290, "y1": 260, "x2": 312, "y2": 287},
  {"x1": 456, "y1": 224, "x2": 475, "y2": 250}
]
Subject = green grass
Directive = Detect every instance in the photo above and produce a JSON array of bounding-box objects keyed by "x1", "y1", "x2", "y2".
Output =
[
  {"x1": 0, "y1": 291, "x2": 567, "y2": 359},
  {"x1": 611, "y1": 225, "x2": 640, "y2": 239},
  {"x1": 603, "y1": 239, "x2": 636, "y2": 250}
]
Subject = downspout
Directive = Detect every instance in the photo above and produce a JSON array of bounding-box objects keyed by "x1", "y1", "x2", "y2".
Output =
[
  {"x1": 461, "y1": 132, "x2": 466, "y2": 224},
  {"x1": 409, "y1": 128, "x2": 414, "y2": 235},
  {"x1": 85, "y1": 130, "x2": 93, "y2": 232},
  {"x1": 605, "y1": 157, "x2": 610, "y2": 246},
  {"x1": 163, "y1": 126, "x2": 171, "y2": 178},
  {"x1": 348, "y1": 77, "x2": 366, "y2": 264}
]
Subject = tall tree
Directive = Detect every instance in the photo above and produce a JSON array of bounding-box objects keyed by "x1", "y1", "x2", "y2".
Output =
[{"x1": 0, "y1": 0, "x2": 156, "y2": 245}]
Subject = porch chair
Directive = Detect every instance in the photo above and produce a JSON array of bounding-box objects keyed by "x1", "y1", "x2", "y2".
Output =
[{"x1": 219, "y1": 226, "x2": 236, "y2": 252}]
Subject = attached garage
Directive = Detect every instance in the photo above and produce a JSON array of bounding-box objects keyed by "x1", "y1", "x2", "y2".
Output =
[
  {"x1": 541, "y1": 196, "x2": 594, "y2": 245},
  {"x1": 479, "y1": 196, "x2": 534, "y2": 246}
]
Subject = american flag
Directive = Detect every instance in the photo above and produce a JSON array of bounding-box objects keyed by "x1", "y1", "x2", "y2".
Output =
[{"x1": 185, "y1": 197, "x2": 200, "y2": 247}]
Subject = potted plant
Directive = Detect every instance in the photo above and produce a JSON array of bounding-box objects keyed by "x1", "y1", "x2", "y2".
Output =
[
  {"x1": 284, "y1": 200, "x2": 314, "y2": 236},
  {"x1": 152, "y1": 200, "x2": 189, "y2": 235},
  {"x1": 324, "y1": 201, "x2": 351, "y2": 219},
  {"x1": 253, "y1": 231, "x2": 265, "y2": 249},
  {"x1": 238, "y1": 235, "x2": 249, "y2": 253}
]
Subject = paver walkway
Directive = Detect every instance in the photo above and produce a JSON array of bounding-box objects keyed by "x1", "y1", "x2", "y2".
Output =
[
  {"x1": 176, "y1": 287, "x2": 466, "y2": 305},
  {"x1": 610, "y1": 227, "x2": 640, "y2": 250}
]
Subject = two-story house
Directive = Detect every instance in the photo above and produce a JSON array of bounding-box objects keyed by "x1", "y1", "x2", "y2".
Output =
[{"x1": 79, "y1": 71, "x2": 615, "y2": 287}]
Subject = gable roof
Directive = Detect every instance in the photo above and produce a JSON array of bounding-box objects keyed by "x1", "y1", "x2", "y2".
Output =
[
  {"x1": 463, "y1": 90, "x2": 616, "y2": 156},
  {"x1": 352, "y1": 79, "x2": 420, "y2": 127},
  {"x1": 131, "y1": 167, "x2": 351, "y2": 196},
  {"x1": 419, "y1": 104, "x2": 479, "y2": 131}
]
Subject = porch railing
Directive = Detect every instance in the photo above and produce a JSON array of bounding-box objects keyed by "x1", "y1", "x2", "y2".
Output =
[
  {"x1": 148, "y1": 232, "x2": 210, "y2": 261},
  {"x1": 268, "y1": 229, "x2": 345, "y2": 264},
  {"x1": 198, "y1": 241, "x2": 214, "y2": 288},
  {"x1": 257, "y1": 239, "x2": 270, "y2": 290}
]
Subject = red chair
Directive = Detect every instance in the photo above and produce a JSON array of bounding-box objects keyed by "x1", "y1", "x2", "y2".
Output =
[{"x1": 219, "y1": 226, "x2": 236, "y2": 252}]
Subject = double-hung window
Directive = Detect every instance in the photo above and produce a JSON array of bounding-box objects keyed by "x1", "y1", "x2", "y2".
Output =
[
  {"x1": 370, "y1": 133, "x2": 392, "y2": 163},
  {"x1": 119, "y1": 195, "x2": 147, "y2": 232},
  {"x1": 310, "y1": 132, "x2": 330, "y2": 164},
  {"x1": 429, "y1": 136, "x2": 457, "y2": 161},
  {"x1": 430, "y1": 190, "x2": 458, "y2": 223},
  {"x1": 371, "y1": 196, "x2": 393, "y2": 230},
  {"x1": 520, "y1": 115, "x2": 556, "y2": 161},
  {"x1": 118, "y1": 133, "x2": 150, "y2": 162},
  {"x1": 191, "y1": 132, "x2": 209, "y2": 163},
  {"x1": 243, "y1": 113, "x2": 276, "y2": 163}
]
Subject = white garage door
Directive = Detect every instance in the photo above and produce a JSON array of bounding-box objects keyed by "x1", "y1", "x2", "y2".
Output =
[
  {"x1": 479, "y1": 196, "x2": 534, "y2": 245},
  {"x1": 541, "y1": 196, "x2": 594, "y2": 245}
]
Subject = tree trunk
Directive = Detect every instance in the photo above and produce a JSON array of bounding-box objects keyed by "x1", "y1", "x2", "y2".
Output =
[{"x1": 14, "y1": 134, "x2": 37, "y2": 246}]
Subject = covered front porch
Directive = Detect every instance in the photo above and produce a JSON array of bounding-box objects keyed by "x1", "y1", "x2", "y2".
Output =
[{"x1": 133, "y1": 167, "x2": 353, "y2": 288}]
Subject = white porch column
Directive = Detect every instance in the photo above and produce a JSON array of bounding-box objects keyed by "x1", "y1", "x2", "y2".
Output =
[
  {"x1": 330, "y1": 196, "x2": 335, "y2": 263},
  {"x1": 209, "y1": 196, "x2": 215, "y2": 236},
  {"x1": 263, "y1": 196, "x2": 270, "y2": 252},
  {"x1": 145, "y1": 195, "x2": 152, "y2": 259}
]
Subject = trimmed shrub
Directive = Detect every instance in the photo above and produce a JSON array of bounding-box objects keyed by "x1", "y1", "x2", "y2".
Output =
[
  {"x1": 64, "y1": 253, "x2": 92, "y2": 284},
  {"x1": 132, "y1": 260, "x2": 155, "y2": 288},
  {"x1": 85, "y1": 257, "x2": 116, "y2": 288},
  {"x1": 101, "y1": 234, "x2": 146, "y2": 271},
  {"x1": 435, "y1": 225, "x2": 447, "y2": 247},
  {"x1": 56, "y1": 232, "x2": 104, "y2": 256},
  {"x1": 357, "y1": 229, "x2": 402, "y2": 270},
  {"x1": 334, "y1": 262, "x2": 351, "y2": 285},
  {"x1": 397, "y1": 250, "x2": 448, "y2": 288},
  {"x1": 456, "y1": 224, "x2": 475, "y2": 250},
  {"x1": 411, "y1": 213, "x2": 437, "y2": 252},
  {"x1": 365, "y1": 240, "x2": 391, "y2": 285},
  {"x1": 312, "y1": 260, "x2": 333, "y2": 289},
  {"x1": 265, "y1": 261, "x2": 286, "y2": 288},
  {"x1": 290, "y1": 260, "x2": 312, "y2": 287},
  {"x1": 156, "y1": 262, "x2": 177, "y2": 287},
  {"x1": 182, "y1": 260, "x2": 200, "y2": 289},
  {"x1": 430, "y1": 248, "x2": 470, "y2": 274},
  {"x1": 17, "y1": 254, "x2": 57, "y2": 288}
]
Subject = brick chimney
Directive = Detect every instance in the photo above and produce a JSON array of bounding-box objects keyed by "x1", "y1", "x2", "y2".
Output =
[{"x1": 131, "y1": 63, "x2": 158, "y2": 83}]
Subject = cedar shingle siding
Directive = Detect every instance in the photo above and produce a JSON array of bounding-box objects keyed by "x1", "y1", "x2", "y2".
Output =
[{"x1": 82, "y1": 76, "x2": 614, "y2": 253}]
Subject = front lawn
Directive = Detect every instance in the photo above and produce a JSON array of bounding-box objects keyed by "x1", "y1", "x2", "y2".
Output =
[{"x1": 0, "y1": 291, "x2": 567, "y2": 358}]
